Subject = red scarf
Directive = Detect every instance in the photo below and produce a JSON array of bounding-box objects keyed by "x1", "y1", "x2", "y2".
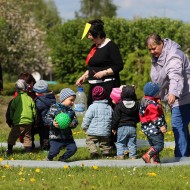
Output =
[{"x1": 85, "y1": 47, "x2": 97, "y2": 65}]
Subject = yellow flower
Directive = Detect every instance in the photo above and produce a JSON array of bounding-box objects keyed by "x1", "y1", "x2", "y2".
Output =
[
  {"x1": 19, "y1": 178, "x2": 25, "y2": 182},
  {"x1": 30, "y1": 178, "x2": 36, "y2": 182},
  {"x1": 0, "y1": 158, "x2": 3, "y2": 162},
  {"x1": 147, "y1": 172, "x2": 157, "y2": 177},
  {"x1": 63, "y1": 165, "x2": 69, "y2": 169},
  {"x1": 18, "y1": 171, "x2": 23, "y2": 175},
  {"x1": 35, "y1": 168, "x2": 41, "y2": 173},
  {"x1": 1, "y1": 176, "x2": 6, "y2": 179},
  {"x1": 73, "y1": 132, "x2": 77, "y2": 135},
  {"x1": 10, "y1": 158, "x2": 14, "y2": 160},
  {"x1": 92, "y1": 165, "x2": 99, "y2": 170},
  {"x1": 4, "y1": 164, "x2": 10, "y2": 169}
]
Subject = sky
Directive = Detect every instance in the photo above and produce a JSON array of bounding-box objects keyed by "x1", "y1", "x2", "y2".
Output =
[{"x1": 53, "y1": 0, "x2": 190, "y2": 23}]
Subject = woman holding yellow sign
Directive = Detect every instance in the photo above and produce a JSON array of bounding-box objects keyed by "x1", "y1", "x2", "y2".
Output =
[{"x1": 76, "y1": 19, "x2": 123, "y2": 107}]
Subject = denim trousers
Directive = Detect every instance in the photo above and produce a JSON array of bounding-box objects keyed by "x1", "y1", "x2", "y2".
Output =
[
  {"x1": 116, "y1": 126, "x2": 137, "y2": 158},
  {"x1": 48, "y1": 139, "x2": 77, "y2": 160},
  {"x1": 147, "y1": 133, "x2": 164, "y2": 153},
  {"x1": 171, "y1": 104, "x2": 190, "y2": 157}
]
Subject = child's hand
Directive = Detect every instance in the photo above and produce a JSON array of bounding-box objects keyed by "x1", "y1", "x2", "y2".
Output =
[
  {"x1": 112, "y1": 129, "x2": 117, "y2": 135},
  {"x1": 160, "y1": 126, "x2": 167, "y2": 133},
  {"x1": 53, "y1": 119, "x2": 59, "y2": 128}
]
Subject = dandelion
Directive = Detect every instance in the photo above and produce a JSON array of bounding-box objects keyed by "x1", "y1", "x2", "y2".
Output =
[
  {"x1": 4, "y1": 164, "x2": 10, "y2": 169},
  {"x1": 73, "y1": 132, "x2": 77, "y2": 135},
  {"x1": 19, "y1": 178, "x2": 25, "y2": 182},
  {"x1": 133, "y1": 167, "x2": 137, "y2": 171},
  {"x1": 0, "y1": 158, "x2": 3, "y2": 162},
  {"x1": 1, "y1": 176, "x2": 6, "y2": 179},
  {"x1": 30, "y1": 178, "x2": 36, "y2": 182},
  {"x1": 92, "y1": 165, "x2": 99, "y2": 171},
  {"x1": 35, "y1": 168, "x2": 41, "y2": 173},
  {"x1": 63, "y1": 165, "x2": 69, "y2": 169},
  {"x1": 18, "y1": 171, "x2": 23, "y2": 175},
  {"x1": 147, "y1": 172, "x2": 157, "y2": 177}
]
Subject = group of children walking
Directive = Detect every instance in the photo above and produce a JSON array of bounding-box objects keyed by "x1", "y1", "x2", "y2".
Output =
[{"x1": 5, "y1": 74, "x2": 167, "y2": 164}]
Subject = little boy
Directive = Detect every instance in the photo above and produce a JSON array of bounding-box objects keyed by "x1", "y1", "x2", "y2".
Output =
[
  {"x1": 139, "y1": 82, "x2": 167, "y2": 164},
  {"x1": 44, "y1": 88, "x2": 78, "y2": 161},
  {"x1": 111, "y1": 85, "x2": 139, "y2": 160},
  {"x1": 81, "y1": 86, "x2": 113, "y2": 158},
  {"x1": 6, "y1": 79, "x2": 36, "y2": 154},
  {"x1": 33, "y1": 80, "x2": 56, "y2": 151}
]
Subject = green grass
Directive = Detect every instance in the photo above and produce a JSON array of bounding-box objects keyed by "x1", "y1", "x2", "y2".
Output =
[
  {"x1": 1, "y1": 165, "x2": 190, "y2": 190},
  {"x1": 1, "y1": 95, "x2": 186, "y2": 190}
]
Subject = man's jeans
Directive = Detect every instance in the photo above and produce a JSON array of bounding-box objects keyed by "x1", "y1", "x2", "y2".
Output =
[
  {"x1": 172, "y1": 104, "x2": 190, "y2": 157},
  {"x1": 116, "y1": 126, "x2": 137, "y2": 158}
]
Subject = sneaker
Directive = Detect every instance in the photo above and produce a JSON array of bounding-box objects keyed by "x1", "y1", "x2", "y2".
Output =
[
  {"x1": 90, "y1": 152, "x2": 99, "y2": 159},
  {"x1": 46, "y1": 157, "x2": 53, "y2": 161},
  {"x1": 114, "y1": 155, "x2": 125, "y2": 160},
  {"x1": 58, "y1": 156, "x2": 68, "y2": 162},
  {"x1": 4, "y1": 149, "x2": 13, "y2": 156},
  {"x1": 129, "y1": 157, "x2": 136, "y2": 160}
]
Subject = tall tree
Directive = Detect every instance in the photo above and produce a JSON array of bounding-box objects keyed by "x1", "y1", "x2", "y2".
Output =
[
  {"x1": 0, "y1": 0, "x2": 61, "y2": 79},
  {"x1": 75, "y1": 0, "x2": 117, "y2": 18}
]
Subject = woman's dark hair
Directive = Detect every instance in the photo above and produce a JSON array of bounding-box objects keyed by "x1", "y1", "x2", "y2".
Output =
[
  {"x1": 19, "y1": 72, "x2": 36, "y2": 85},
  {"x1": 88, "y1": 19, "x2": 106, "y2": 39},
  {"x1": 146, "y1": 33, "x2": 163, "y2": 47}
]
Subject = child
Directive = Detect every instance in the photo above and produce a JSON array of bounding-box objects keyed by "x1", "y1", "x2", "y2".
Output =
[
  {"x1": 111, "y1": 85, "x2": 139, "y2": 160},
  {"x1": 33, "y1": 80, "x2": 56, "y2": 151},
  {"x1": 5, "y1": 79, "x2": 36, "y2": 154},
  {"x1": 81, "y1": 86, "x2": 113, "y2": 158},
  {"x1": 139, "y1": 82, "x2": 167, "y2": 164},
  {"x1": 44, "y1": 88, "x2": 78, "y2": 161},
  {"x1": 110, "y1": 87, "x2": 122, "y2": 105}
]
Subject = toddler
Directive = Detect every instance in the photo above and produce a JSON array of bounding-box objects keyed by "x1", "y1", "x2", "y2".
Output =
[
  {"x1": 81, "y1": 86, "x2": 113, "y2": 158},
  {"x1": 6, "y1": 79, "x2": 36, "y2": 154},
  {"x1": 33, "y1": 80, "x2": 56, "y2": 151},
  {"x1": 111, "y1": 85, "x2": 139, "y2": 159},
  {"x1": 44, "y1": 88, "x2": 78, "y2": 161},
  {"x1": 139, "y1": 82, "x2": 167, "y2": 164}
]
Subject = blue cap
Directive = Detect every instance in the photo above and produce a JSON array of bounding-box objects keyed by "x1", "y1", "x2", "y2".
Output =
[{"x1": 144, "y1": 82, "x2": 159, "y2": 97}]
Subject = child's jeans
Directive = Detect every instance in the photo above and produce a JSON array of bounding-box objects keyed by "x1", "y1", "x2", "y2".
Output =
[
  {"x1": 48, "y1": 139, "x2": 77, "y2": 160},
  {"x1": 147, "y1": 132, "x2": 164, "y2": 153},
  {"x1": 116, "y1": 126, "x2": 137, "y2": 158}
]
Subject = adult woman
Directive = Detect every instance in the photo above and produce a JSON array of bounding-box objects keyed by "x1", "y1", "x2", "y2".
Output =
[
  {"x1": 76, "y1": 19, "x2": 123, "y2": 107},
  {"x1": 146, "y1": 33, "x2": 190, "y2": 157}
]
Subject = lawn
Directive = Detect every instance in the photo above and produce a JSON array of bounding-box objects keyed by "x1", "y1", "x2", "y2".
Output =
[{"x1": 1, "y1": 95, "x2": 189, "y2": 190}]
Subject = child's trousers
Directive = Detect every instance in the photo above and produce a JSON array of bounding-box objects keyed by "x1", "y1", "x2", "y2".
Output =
[
  {"x1": 48, "y1": 139, "x2": 77, "y2": 160},
  {"x1": 7, "y1": 124, "x2": 32, "y2": 147},
  {"x1": 86, "y1": 135, "x2": 111, "y2": 155}
]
